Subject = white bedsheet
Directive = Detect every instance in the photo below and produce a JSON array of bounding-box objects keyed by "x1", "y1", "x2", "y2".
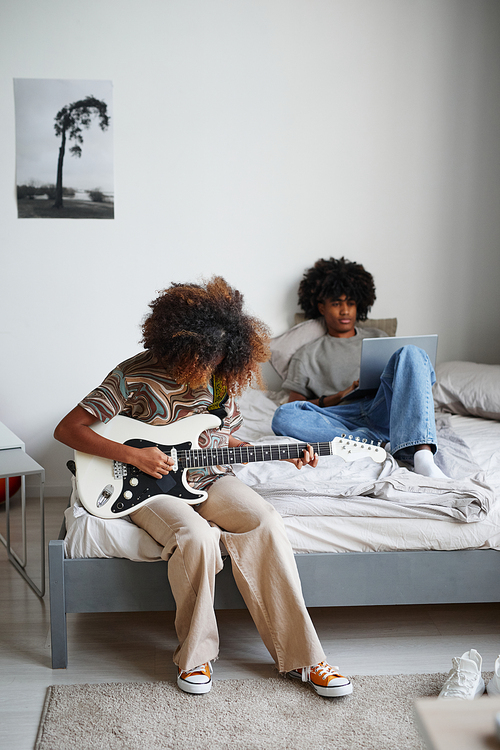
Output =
[
  {"x1": 63, "y1": 389, "x2": 500, "y2": 559},
  {"x1": 282, "y1": 413, "x2": 500, "y2": 555}
]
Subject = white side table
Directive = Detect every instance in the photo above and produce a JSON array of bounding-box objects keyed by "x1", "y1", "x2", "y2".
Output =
[{"x1": 0, "y1": 422, "x2": 45, "y2": 597}]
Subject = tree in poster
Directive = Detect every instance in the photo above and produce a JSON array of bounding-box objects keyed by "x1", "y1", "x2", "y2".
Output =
[{"x1": 53, "y1": 96, "x2": 110, "y2": 208}]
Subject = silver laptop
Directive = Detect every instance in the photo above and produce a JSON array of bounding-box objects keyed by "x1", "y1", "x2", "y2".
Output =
[{"x1": 342, "y1": 334, "x2": 438, "y2": 401}]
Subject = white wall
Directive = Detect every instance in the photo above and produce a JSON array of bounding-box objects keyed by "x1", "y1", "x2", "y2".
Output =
[{"x1": 1, "y1": 0, "x2": 500, "y2": 495}]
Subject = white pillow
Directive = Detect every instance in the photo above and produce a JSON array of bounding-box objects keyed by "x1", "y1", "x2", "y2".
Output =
[
  {"x1": 269, "y1": 317, "x2": 397, "y2": 380},
  {"x1": 269, "y1": 319, "x2": 327, "y2": 380},
  {"x1": 433, "y1": 361, "x2": 500, "y2": 421}
]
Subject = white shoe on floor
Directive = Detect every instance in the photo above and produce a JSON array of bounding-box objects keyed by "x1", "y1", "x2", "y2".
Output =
[
  {"x1": 177, "y1": 662, "x2": 212, "y2": 694},
  {"x1": 438, "y1": 649, "x2": 485, "y2": 700},
  {"x1": 487, "y1": 656, "x2": 500, "y2": 696}
]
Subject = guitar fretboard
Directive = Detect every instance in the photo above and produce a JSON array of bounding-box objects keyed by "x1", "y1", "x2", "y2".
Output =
[{"x1": 176, "y1": 439, "x2": 380, "y2": 468}]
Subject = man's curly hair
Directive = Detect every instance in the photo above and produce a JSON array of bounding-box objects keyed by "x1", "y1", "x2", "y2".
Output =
[
  {"x1": 141, "y1": 276, "x2": 270, "y2": 393},
  {"x1": 298, "y1": 257, "x2": 376, "y2": 321}
]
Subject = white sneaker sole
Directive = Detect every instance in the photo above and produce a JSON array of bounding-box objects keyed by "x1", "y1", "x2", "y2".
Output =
[
  {"x1": 312, "y1": 681, "x2": 353, "y2": 698},
  {"x1": 177, "y1": 676, "x2": 212, "y2": 695}
]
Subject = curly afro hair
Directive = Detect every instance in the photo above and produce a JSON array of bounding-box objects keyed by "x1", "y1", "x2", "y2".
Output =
[
  {"x1": 298, "y1": 257, "x2": 376, "y2": 321},
  {"x1": 141, "y1": 276, "x2": 270, "y2": 393}
]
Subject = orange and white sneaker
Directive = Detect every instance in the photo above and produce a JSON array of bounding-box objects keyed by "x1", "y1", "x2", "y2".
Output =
[
  {"x1": 177, "y1": 661, "x2": 212, "y2": 694},
  {"x1": 288, "y1": 661, "x2": 353, "y2": 697}
]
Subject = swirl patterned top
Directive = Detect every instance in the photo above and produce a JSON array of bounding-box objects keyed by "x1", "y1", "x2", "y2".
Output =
[{"x1": 79, "y1": 350, "x2": 243, "y2": 491}]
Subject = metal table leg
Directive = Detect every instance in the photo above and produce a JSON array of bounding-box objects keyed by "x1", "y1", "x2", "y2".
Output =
[{"x1": 0, "y1": 449, "x2": 45, "y2": 598}]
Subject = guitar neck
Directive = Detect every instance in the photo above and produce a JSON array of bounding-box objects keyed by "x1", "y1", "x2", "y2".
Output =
[{"x1": 178, "y1": 441, "x2": 331, "y2": 469}]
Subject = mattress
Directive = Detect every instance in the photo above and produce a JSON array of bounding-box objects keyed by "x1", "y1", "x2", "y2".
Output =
[{"x1": 63, "y1": 388, "x2": 500, "y2": 560}]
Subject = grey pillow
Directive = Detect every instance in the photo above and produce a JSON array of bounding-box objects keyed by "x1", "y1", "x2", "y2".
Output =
[{"x1": 433, "y1": 361, "x2": 500, "y2": 421}]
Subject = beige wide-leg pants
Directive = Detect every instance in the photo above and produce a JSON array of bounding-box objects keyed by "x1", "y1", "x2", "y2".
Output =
[{"x1": 130, "y1": 475, "x2": 325, "y2": 673}]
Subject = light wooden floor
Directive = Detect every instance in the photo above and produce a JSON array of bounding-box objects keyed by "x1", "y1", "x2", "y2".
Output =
[{"x1": 1, "y1": 495, "x2": 500, "y2": 750}]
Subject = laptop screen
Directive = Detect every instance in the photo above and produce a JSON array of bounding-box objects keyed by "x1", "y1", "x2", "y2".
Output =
[{"x1": 358, "y1": 335, "x2": 438, "y2": 390}]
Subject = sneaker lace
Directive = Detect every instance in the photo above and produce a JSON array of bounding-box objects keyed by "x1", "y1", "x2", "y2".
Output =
[
  {"x1": 441, "y1": 661, "x2": 478, "y2": 697},
  {"x1": 180, "y1": 662, "x2": 210, "y2": 678},
  {"x1": 302, "y1": 661, "x2": 340, "y2": 683}
]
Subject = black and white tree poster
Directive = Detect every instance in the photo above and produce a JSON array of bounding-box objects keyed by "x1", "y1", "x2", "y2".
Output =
[{"x1": 14, "y1": 79, "x2": 114, "y2": 219}]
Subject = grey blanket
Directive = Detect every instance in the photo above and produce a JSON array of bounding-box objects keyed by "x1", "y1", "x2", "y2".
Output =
[{"x1": 234, "y1": 415, "x2": 495, "y2": 523}]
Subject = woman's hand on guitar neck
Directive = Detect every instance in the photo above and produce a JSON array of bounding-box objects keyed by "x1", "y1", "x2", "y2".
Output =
[
  {"x1": 286, "y1": 444, "x2": 319, "y2": 470},
  {"x1": 229, "y1": 435, "x2": 318, "y2": 471}
]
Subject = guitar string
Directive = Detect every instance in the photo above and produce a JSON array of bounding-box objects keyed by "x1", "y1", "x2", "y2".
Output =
[{"x1": 177, "y1": 443, "x2": 325, "y2": 468}]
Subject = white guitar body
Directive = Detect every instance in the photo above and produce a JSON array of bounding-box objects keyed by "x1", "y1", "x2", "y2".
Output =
[
  {"x1": 75, "y1": 413, "x2": 386, "y2": 520},
  {"x1": 75, "y1": 414, "x2": 221, "y2": 519}
]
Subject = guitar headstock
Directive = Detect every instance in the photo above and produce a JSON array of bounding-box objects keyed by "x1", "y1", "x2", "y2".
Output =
[{"x1": 331, "y1": 435, "x2": 386, "y2": 463}]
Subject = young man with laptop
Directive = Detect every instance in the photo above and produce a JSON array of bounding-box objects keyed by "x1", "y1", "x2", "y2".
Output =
[{"x1": 271, "y1": 257, "x2": 447, "y2": 479}]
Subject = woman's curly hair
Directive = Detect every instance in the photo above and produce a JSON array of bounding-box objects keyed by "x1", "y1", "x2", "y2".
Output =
[
  {"x1": 141, "y1": 276, "x2": 270, "y2": 393},
  {"x1": 298, "y1": 257, "x2": 376, "y2": 321}
]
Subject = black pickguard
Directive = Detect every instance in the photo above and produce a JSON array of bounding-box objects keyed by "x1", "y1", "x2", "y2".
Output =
[{"x1": 109, "y1": 438, "x2": 204, "y2": 514}]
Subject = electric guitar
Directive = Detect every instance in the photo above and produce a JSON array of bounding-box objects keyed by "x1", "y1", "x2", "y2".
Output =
[{"x1": 75, "y1": 413, "x2": 386, "y2": 519}]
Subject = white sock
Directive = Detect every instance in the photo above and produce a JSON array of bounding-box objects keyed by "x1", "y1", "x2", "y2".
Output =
[{"x1": 413, "y1": 449, "x2": 448, "y2": 479}]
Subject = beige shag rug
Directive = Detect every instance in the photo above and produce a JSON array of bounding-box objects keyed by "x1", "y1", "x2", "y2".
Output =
[{"x1": 35, "y1": 673, "x2": 448, "y2": 750}]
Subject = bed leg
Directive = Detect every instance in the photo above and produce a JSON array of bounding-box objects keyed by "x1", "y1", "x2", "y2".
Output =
[{"x1": 48, "y1": 539, "x2": 68, "y2": 669}]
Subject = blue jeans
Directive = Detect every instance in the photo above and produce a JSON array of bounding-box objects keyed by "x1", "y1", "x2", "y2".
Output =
[{"x1": 271, "y1": 345, "x2": 437, "y2": 462}]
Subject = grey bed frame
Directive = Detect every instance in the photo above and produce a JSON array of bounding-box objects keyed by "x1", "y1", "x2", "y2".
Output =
[
  {"x1": 48, "y1": 530, "x2": 500, "y2": 669},
  {"x1": 48, "y1": 319, "x2": 500, "y2": 668}
]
